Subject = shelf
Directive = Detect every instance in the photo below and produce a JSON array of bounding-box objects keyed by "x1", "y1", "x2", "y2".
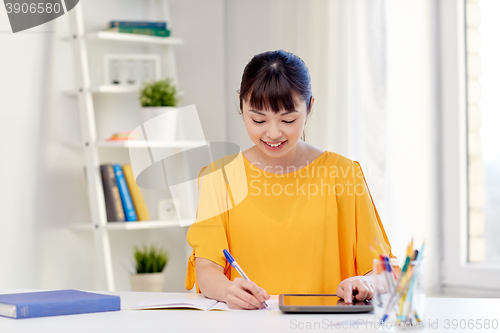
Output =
[
  {"x1": 70, "y1": 219, "x2": 192, "y2": 230},
  {"x1": 63, "y1": 86, "x2": 185, "y2": 97},
  {"x1": 63, "y1": 85, "x2": 141, "y2": 97},
  {"x1": 65, "y1": 140, "x2": 206, "y2": 149},
  {"x1": 100, "y1": 140, "x2": 206, "y2": 148},
  {"x1": 63, "y1": 31, "x2": 184, "y2": 45}
]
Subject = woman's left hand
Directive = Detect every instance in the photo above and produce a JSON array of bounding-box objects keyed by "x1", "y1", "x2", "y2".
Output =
[{"x1": 336, "y1": 275, "x2": 374, "y2": 304}]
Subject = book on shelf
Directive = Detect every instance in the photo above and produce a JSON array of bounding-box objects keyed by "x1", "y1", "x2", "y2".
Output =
[
  {"x1": 106, "y1": 26, "x2": 171, "y2": 37},
  {"x1": 113, "y1": 164, "x2": 138, "y2": 222},
  {"x1": 107, "y1": 20, "x2": 167, "y2": 29},
  {"x1": 101, "y1": 165, "x2": 125, "y2": 222},
  {"x1": 0, "y1": 290, "x2": 120, "y2": 319},
  {"x1": 122, "y1": 164, "x2": 150, "y2": 221}
]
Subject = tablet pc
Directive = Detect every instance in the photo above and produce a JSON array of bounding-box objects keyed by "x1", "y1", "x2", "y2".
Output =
[{"x1": 279, "y1": 294, "x2": 374, "y2": 313}]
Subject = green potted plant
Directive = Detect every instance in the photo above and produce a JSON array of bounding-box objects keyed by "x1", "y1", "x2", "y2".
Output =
[
  {"x1": 139, "y1": 77, "x2": 181, "y2": 140},
  {"x1": 130, "y1": 244, "x2": 169, "y2": 292}
]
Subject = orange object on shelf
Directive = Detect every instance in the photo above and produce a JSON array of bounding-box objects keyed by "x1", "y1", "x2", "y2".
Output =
[{"x1": 106, "y1": 131, "x2": 140, "y2": 141}]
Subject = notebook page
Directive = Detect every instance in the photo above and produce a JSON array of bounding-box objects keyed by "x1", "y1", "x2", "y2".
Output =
[
  {"x1": 208, "y1": 299, "x2": 279, "y2": 311},
  {"x1": 130, "y1": 297, "x2": 218, "y2": 311}
]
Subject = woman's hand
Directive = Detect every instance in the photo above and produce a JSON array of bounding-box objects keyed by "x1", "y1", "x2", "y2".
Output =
[
  {"x1": 224, "y1": 277, "x2": 270, "y2": 310},
  {"x1": 336, "y1": 274, "x2": 374, "y2": 304}
]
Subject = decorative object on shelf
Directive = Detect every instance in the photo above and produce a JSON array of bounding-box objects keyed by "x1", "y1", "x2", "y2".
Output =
[
  {"x1": 158, "y1": 198, "x2": 180, "y2": 221},
  {"x1": 130, "y1": 245, "x2": 169, "y2": 292},
  {"x1": 106, "y1": 131, "x2": 140, "y2": 141},
  {"x1": 139, "y1": 77, "x2": 180, "y2": 107},
  {"x1": 139, "y1": 77, "x2": 181, "y2": 141},
  {"x1": 103, "y1": 54, "x2": 161, "y2": 87}
]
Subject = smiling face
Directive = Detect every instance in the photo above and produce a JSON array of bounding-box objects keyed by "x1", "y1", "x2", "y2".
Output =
[{"x1": 241, "y1": 94, "x2": 313, "y2": 159}]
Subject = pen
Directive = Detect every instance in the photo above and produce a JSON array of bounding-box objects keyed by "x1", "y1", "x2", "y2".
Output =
[
  {"x1": 369, "y1": 244, "x2": 394, "y2": 294},
  {"x1": 381, "y1": 241, "x2": 425, "y2": 323},
  {"x1": 397, "y1": 256, "x2": 411, "y2": 319},
  {"x1": 223, "y1": 249, "x2": 269, "y2": 308},
  {"x1": 380, "y1": 263, "x2": 420, "y2": 323},
  {"x1": 403, "y1": 242, "x2": 425, "y2": 322},
  {"x1": 383, "y1": 256, "x2": 396, "y2": 292},
  {"x1": 397, "y1": 243, "x2": 413, "y2": 320}
]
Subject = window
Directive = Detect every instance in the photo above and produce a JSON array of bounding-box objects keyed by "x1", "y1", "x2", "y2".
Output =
[
  {"x1": 466, "y1": 0, "x2": 500, "y2": 265},
  {"x1": 441, "y1": 0, "x2": 500, "y2": 295}
]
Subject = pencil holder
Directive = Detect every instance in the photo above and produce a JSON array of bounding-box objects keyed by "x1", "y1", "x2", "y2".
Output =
[{"x1": 372, "y1": 258, "x2": 425, "y2": 330}]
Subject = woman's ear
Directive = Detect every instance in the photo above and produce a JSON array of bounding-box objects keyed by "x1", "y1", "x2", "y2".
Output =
[{"x1": 307, "y1": 96, "x2": 315, "y2": 115}]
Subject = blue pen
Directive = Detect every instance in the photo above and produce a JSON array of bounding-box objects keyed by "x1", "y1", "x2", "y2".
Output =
[{"x1": 223, "y1": 249, "x2": 269, "y2": 308}]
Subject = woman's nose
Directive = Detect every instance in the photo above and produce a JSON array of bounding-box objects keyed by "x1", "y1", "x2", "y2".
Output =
[{"x1": 266, "y1": 123, "x2": 283, "y2": 140}]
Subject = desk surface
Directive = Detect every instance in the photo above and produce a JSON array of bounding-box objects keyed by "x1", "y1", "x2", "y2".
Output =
[{"x1": 1, "y1": 289, "x2": 499, "y2": 333}]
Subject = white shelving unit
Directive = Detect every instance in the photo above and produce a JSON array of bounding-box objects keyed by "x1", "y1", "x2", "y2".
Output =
[
  {"x1": 65, "y1": 140, "x2": 206, "y2": 149},
  {"x1": 63, "y1": 85, "x2": 186, "y2": 97},
  {"x1": 68, "y1": 31, "x2": 184, "y2": 45},
  {"x1": 65, "y1": 1, "x2": 192, "y2": 291},
  {"x1": 70, "y1": 220, "x2": 190, "y2": 231},
  {"x1": 63, "y1": 85, "x2": 142, "y2": 96}
]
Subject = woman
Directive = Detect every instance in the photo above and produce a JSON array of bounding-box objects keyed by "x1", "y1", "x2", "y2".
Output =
[{"x1": 185, "y1": 50, "x2": 395, "y2": 309}]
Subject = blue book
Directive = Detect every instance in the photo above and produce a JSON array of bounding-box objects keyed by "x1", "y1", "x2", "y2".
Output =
[
  {"x1": 108, "y1": 20, "x2": 167, "y2": 29},
  {"x1": 113, "y1": 164, "x2": 138, "y2": 221},
  {"x1": 0, "y1": 290, "x2": 120, "y2": 319}
]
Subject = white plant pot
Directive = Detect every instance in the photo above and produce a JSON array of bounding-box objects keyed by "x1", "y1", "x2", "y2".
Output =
[
  {"x1": 141, "y1": 106, "x2": 178, "y2": 141},
  {"x1": 130, "y1": 272, "x2": 165, "y2": 292}
]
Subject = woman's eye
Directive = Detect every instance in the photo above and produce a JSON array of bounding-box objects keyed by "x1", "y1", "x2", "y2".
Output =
[
  {"x1": 283, "y1": 120, "x2": 296, "y2": 124},
  {"x1": 253, "y1": 120, "x2": 265, "y2": 124}
]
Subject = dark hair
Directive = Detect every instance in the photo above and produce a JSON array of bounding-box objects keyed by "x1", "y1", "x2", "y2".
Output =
[{"x1": 238, "y1": 50, "x2": 312, "y2": 114}]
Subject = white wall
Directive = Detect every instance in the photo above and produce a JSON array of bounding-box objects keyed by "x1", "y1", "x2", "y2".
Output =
[
  {"x1": 0, "y1": 6, "x2": 93, "y2": 289},
  {"x1": 384, "y1": 0, "x2": 440, "y2": 295},
  {"x1": 170, "y1": 0, "x2": 226, "y2": 143},
  {"x1": 224, "y1": 0, "x2": 271, "y2": 150},
  {"x1": 0, "y1": 0, "x2": 226, "y2": 291}
]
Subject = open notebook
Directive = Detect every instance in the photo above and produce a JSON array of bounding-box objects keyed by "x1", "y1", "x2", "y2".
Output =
[{"x1": 129, "y1": 297, "x2": 278, "y2": 311}]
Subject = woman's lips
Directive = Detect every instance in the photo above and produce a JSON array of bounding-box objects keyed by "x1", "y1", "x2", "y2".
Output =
[{"x1": 262, "y1": 140, "x2": 287, "y2": 150}]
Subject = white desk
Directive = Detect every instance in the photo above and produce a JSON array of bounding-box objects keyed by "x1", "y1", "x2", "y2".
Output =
[{"x1": 1, "y1": 289, "x2": 499, "y2": 333}]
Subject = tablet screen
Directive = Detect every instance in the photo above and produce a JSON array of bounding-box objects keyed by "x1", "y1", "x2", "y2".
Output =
[{"x1": 282, "y1": 295, "x2": 371, "y2": 307}]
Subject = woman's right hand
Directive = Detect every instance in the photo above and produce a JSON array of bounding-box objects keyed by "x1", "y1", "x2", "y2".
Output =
[{"x1": 224, "y1": 277, "x2": 270, "y2": 309}]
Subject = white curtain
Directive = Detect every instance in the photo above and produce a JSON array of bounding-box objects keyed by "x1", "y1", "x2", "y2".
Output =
[
  {"x1": 268, "y1": 0, "x2": 388, "y2": 221},
  {"x1": 267, "y1": 0, "x2": 441, "y2": 294}
]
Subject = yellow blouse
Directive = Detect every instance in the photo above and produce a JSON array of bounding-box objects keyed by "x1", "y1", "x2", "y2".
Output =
[{"x1": 185, "y1": 151, "x2": 394, "y2": 294}]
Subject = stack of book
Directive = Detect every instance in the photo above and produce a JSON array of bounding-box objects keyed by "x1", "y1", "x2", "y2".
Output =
[
  {"x1": 101, "y1": 164, "x2": 150, "y2": 222},
  {"x1": 105, "y1": 20, "x2": 170, "y2": 37}
]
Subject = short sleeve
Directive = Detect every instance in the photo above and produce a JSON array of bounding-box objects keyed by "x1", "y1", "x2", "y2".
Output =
[
  {"x1": 185, "y1": 165, "x2": 232, "y2": 292},
  {"x1": 353, "y1": 161, "x2": 396, "y2": 276}
]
